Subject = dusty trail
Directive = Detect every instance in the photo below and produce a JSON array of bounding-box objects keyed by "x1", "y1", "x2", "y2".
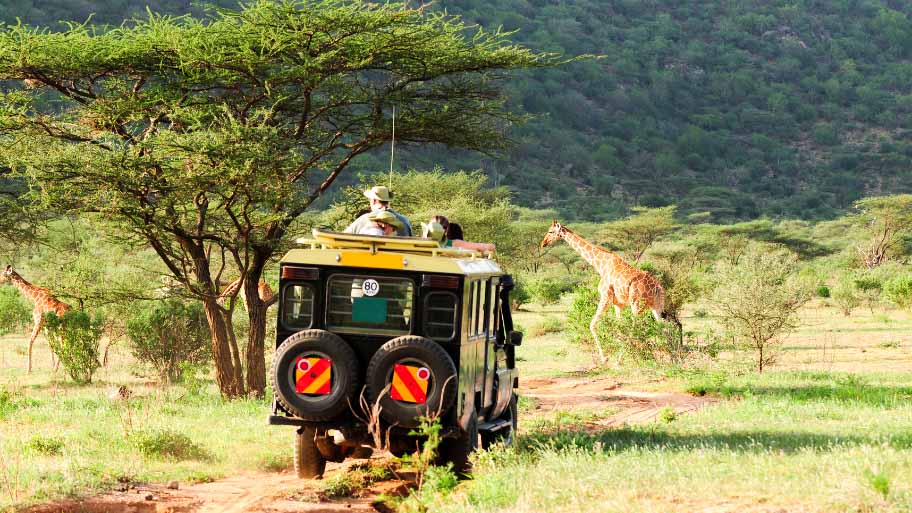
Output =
[{"x1": 26, "y1": 377, "x2": 713, "y2": 513}]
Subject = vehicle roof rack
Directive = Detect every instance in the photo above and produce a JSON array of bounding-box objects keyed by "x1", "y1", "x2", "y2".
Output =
[{"x1": 295, "y1": 229, "x2": 492, "y2": 259}]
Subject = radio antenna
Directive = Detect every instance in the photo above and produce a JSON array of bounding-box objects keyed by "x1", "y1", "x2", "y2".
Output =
[{"x1": 389, "y1": 105, "x2": 396, "y2": 190}]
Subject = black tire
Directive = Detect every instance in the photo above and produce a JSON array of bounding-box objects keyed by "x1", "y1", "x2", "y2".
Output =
[
  {"x1": 481, "y1": 394, "x2": 518, "y2": 449},
  {"x1": 272, "y1": 330, "x2": 360, "y2": 422},
  {"x1": 366, "y1": 336, "x2": 458, "y2": 428},
  {"x1": 295, "y1": 426, "x2": 327, "y2": 479},
  {"x1": 437, "y1": 412, "x2": 478, "y2": 474}
]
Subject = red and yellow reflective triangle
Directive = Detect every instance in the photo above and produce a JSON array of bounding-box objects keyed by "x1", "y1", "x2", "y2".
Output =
[
  {"x1": 390, "y1": 364, "x2": 430, "y2": 404},
  {"x1": 295, "y1": 357, "x2": 332, "y2": 395}
]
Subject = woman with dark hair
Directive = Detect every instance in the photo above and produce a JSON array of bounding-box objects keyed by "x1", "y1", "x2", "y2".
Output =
[{"x1": 426, "y1": 215, "x2": 495, "y2": 253}]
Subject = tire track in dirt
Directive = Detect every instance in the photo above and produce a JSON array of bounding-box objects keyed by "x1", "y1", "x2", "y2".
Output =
[{"x1": 25, "y1": 377, "x2": 714, "y2": 513}]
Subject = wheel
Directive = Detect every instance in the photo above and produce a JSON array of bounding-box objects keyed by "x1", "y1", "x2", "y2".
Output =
[
  {"x1": 366, "y1": 336, "x2": 458, "y2": 428},
  {"x1": 437, "y1": 412, "x2": 478, "y2": 474},
  {"x1": 272, "y1": 330, "x2": 360, "y2": 422},
  {"x1": 481, "y1": 394, "x2": 518, "y2": 449},
  {"x1": 294, "y1": 426, "x2": 327, "y2": 479}
]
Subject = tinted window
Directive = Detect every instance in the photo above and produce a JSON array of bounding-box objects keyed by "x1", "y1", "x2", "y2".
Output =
[
  {"x1": 327, "y1": 275, "x2": 413, "y2": 335},
  {"x1": 282, "y1": 284, "x2": 315, "y2": 329},
  {"x1": 424, "y1": 292, "x2": 457, "y2": 341}
]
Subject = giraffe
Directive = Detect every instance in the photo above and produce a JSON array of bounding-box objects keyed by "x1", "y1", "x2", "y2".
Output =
[
  {"x1": 540, "y1": 222, "x2": 666, "y2": 363},
  {"x1": 216, "y1": 277, "x2": 277, "y2": 311},
  {"x1": 1, "y1": 265, "x2": 72, "y2": 373}
]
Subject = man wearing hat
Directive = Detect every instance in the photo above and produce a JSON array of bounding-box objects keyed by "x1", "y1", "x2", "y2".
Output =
[{"x1": 345, "y1": 185, "x2": 413, "y2": 236}]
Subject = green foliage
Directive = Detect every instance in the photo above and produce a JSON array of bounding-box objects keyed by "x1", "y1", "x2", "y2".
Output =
[
  {"x1": 884, "y1": 275, "x2": 912, "y2": 309},
  {"x1": 509, "y1": 279, "x2": 530, "y2": 310},
  {"x1": 530, "y1": 316, "x2": 562, "y2": 337},
  {"x1": 831, "y1": 274, "x2": 860, "y2": 316},
  {"x1": 43, "y1": 310, "x2": 103, "y2": 385},
  {"x1": 597, "y1": 206, "x2": 679, "y2": 262},
  {"x1": 26, "y1": 436, "x2": 64, "y2": 455},
  {"x1": 566, "y1": 281, "x2": 712, "y2": 365},
  {"x1": 131, "y1": 429, "x2": 210, "y2": 461},
  {"x1": 816, "y1": 285, "x2": 831, "y2": 298},
  {"x1": 526, "y1": 276, "x2": 574, "y2": 305},
  {"x1": 125, "y1": 299, "x2": 211, "y2": 383},
  {"x1": 0, "y1": 286, "x2": 30, "y2": 336},
  {"x1": 3, "y1": 2, "x2": 912, "y2": 219},
  {"x1": 852, "y1": 195, "x2": 912, "y2": 268},
  {"x1": 711, "y1": 245, "x2": 812, "y2": 372}
]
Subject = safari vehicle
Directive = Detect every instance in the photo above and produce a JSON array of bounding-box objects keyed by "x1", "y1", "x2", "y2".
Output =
[{"x1": 269, "y1": 229, "x2": 522, "y2": 477}]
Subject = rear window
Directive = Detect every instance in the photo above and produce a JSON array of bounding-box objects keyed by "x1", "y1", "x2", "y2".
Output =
[
  {"x1": 327, "y1": 275, "x2": 414, "y2": 335},
  {"x1": 282, "y1": 284, "x2": 315, "y2": 330},
  {"x1": 424, "y1": 292, "x2": 457, "y2": 342}
]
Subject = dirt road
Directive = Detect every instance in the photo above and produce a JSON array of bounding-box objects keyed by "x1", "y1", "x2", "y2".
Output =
[{"x1": 26, "y1": 377, "x2": 713, "y2": 513}]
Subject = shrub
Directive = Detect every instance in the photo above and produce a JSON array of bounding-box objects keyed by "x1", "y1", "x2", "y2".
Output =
[
  {"x1": 0, "y1": 287, "x2": 30, "y2": 336},
  {"x1": 126, "y1": 299, "x2": 211, "y2": 383},
  {"x1": 131, "y1": 429, "x2": 210, "y2": 461},
  {"x1": 530, "y1": 316, "x2": 563, "y2": 337},
  {"x1": 711, "y1": 245, "x2": 812, "y2": 372},
  {"x1": 510, "y1": 279, "x2": 531, "y2": 310},
  {"x1": 526, "y1": 277, "x2": 570, "y2": 305},
  {"x1": 816, "y1": 285, "x2": 831, "y2": 298},
  {"x1": 884, "y1": 275, "x2": 912, "y2": 309},
  {"x1": 27, "y1": 436, "x2": 64, "y2": 455},
  {"x1": 44, "y1": 310, "x2": 103, "y2": 384},
  {"x1": 566, "y1": 282, "x2": 715, "y2": 365},
  {"x1": 832, "y1": 274, "x2": 860, "y2": 316}
]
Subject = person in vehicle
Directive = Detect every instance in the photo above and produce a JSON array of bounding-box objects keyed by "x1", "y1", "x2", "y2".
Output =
[
  {"x1": 345, "y1": 186, "x2": 412, "y2": 236},
  {"x1": 367, "y1": 211, "x2": 404, "y2": 236},
  {"x1": 425, "y1": 215, "x2": 495, "y2": 253}
]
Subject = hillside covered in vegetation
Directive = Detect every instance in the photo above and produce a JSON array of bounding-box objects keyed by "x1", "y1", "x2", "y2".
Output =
[{"x1": 3, "y1": 0, "x2": 912, "y2": 221}]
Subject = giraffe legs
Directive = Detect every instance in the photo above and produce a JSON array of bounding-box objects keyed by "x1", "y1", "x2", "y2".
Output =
[
  {"x1": 589, "y1": 290, "x2": 615, "y2": 365},
  {"x1": 26, "y1": 315, "x2": 42, "y2": 374}
]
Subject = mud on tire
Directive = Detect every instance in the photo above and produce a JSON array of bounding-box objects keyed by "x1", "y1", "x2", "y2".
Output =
[{"x1": 295, "y1": 426, "x2": 326, "y2": 479}]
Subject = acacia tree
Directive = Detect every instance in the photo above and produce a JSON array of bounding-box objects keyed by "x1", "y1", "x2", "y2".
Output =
[
  {"x1": 852, "y1": 194, "x2": 912, "y2": 269},
  {"x1": 711, "y1": 244, "x2": 811, "y2": 372},
  {"x1": 598, "y1": 206, "x2": 679, "y2": 263},
  {"x1": 0, "y1": 0, "x2": 559, "y2": 397}
]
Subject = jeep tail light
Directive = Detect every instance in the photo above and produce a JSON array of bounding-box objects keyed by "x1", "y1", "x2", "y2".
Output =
[
  {"x1": 422, "y1": 275, "x2": 460, "y2": 289},
  {"x1": 282, "y1": 266, "x2": 319, "y2": 280}
]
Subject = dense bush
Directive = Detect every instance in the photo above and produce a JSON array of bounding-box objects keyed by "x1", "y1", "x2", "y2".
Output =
[
  {"x1": 884, "y1": 276, "x2": 912, "y2": 309},
  {"x1": 0, "y1": 287, "x2": 30, "y2": 335},
  {"x1": 816, "y1": 285, "x2": 831, "y2": 298},
  {"x1": 566, "y1": 281, "x2": 716, "y2": 365},
  {"x1": 44, "y1": 310, "x2": 104, "y2": 384},
  {"x1": 126, "y1": 299, "x2": 211, "y2": 383}
]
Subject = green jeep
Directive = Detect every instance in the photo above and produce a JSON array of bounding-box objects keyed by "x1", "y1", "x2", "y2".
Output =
[{"x1": 269, "y1": 230, "x2": 522, "y2": 477}]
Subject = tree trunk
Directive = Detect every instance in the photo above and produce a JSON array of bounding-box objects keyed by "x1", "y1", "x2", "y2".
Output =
[
  {"x1": 202, "y1": 297, "x2": 245, "y2": 397},
  {"x1": 243, "y1": 258, "x2": 269, "y2": 397}
]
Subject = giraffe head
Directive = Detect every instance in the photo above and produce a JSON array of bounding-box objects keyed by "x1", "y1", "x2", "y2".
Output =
[
  {"x1": 540, "y1": 221, "x2": 565, "y2": 248},
  {"x1": 1, "y1": 265, "x2": 13, "y2": 284}
]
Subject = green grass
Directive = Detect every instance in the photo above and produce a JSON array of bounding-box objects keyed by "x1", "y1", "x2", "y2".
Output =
[
  {"x1": 434, "y1": 370, "x2": 912, "y2": 513},
  {"x1": 0, "y1": 335, "x2": 291, "y2": 509}
]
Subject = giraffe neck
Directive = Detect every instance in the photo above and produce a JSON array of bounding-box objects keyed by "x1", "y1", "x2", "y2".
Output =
[
  {"x1": 7, "y1": 271, "x2": 48, "y2": 307},
  {"x1": 560, "y1": 228, "x2": 617, "y2": 272}
]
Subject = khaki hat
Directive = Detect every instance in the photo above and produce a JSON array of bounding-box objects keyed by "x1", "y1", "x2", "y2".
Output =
[
  {"x1": 363, "y1": 185, "x2": 392, "y2": 203},
  {"x1": 368, "y1": 210, "x2": 404, "y2": 230},
  {"x1": 421, "y1": 221, "x2": 446, "y2": 244}
]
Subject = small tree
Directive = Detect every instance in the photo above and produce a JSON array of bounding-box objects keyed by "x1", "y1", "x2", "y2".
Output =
[
  {"x1": 126, "y1": 299, "x2": 212, "y2": 383},
  {"x1": 711, "y1": 245, "x2": 811, "y2": 373},
  {"x1": 598, "y1": 206, "x2": 679, "y2": 263},
  {"x1": 44, "y1": 310, "x2": 103, "y2": 384},
  {"x1": 852, "y1": 195, "x2": 912, "y2": 269},
  {"x1": 831, "y1": 274, "x2": 860, "y2": 316}
]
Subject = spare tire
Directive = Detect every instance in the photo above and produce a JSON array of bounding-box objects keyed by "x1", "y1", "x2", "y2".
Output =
[
  {"x1": 366, "y1": 336, "x2": 457, "y2": 428},
  {"x1": 272, "y1": 330, "x2": 360, "y2": 422}
]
